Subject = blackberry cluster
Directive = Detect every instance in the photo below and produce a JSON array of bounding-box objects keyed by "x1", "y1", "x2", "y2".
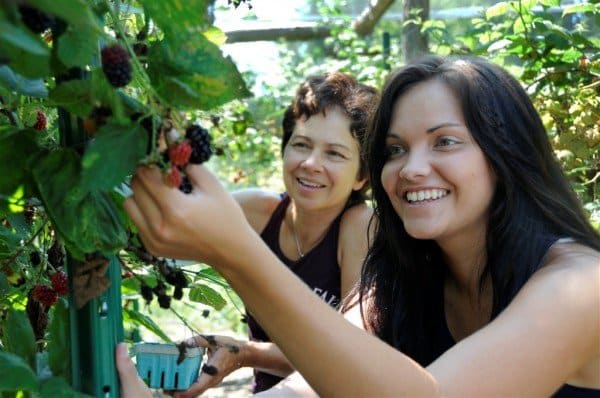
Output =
[
  {"x1": 185, "y1": 125, "x2": 212, "y2": 164},
  {"x1": 101, "y1": 44, "x2": 132, "y2": 88},
  {"x1": 153, "y1": 281, "x2": 171, "y2": 309},
  {"x1": 19, "y1": 5, "x2": 56, "y2": 33}
]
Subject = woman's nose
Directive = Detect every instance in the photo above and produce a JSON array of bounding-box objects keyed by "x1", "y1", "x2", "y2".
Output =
[
  {"x1": 301, "y1": 150, "x2": 324, "y2": 171},
  {"x1": 398, "y1": 150, "x2": 431, "y2": 181}
]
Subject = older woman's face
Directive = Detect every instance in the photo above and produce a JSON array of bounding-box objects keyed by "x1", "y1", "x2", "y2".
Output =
[{"x1": 380, "y1": 79, "x2": 496, "y2": 247}]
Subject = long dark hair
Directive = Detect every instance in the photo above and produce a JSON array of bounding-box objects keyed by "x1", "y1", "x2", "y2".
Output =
[
  {"x1": 351, "y1": 55, "x2": 600, "y2": 365},
  {"x1": 281, "y1": 72, "x2": 379, "y2": 206}
]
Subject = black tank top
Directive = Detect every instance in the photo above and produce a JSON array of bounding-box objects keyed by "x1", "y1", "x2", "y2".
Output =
[
  {"x1": 433, "y1": 236, "x2": 599, "y2": 397},
  {"x1": 247, "y1": 193, "x2": 344, "y2": 393}
]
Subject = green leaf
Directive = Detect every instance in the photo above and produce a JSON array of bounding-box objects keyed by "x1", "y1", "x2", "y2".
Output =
[
  {"x1": 538, "y1": 0, "x2": 559, "y2": 7},
  {"x1": 485, "y1": 2, "x2": 510, "y2": 19},
  {"x1": 48, "y1": 301, "x2": 70, "y2": 380},
  {"x1": 0, "y1": 66, "x2": 48, "y2": 97},
  {"x1": 122, "y1": 308, "x2": 172, "y2": 342},
  {"x1": 81, "y1": 122, "x2": 148, "y2": 192},
  {"x1": 39, "y1": 376, "x2": 92, "y2": 398},
  {"x1": 56, "y1": 26, "x2": 100, "y2": 68},
  {"x1": 27, "y1": 0, "x2": 102, "y2": 32},
  {"x1": 0, "y1": 21, "x2": 50, "y2": 78},
  {"x1": 148, "y1": 35, "x2": 250, "y2": 110},
  {"x1": 31, "y1": 149, "x2": 128, "y2": 257},
  {"x1": 0, "y1": 129, "x2": 40, "y2": 197},
  {"x1": 48, "y1": 80, "x2": 94, "y2": 118},
  {"x1": 0, "y1": 352, "x2": 38, "y2": 392},
  {"x1": 2, "y1": 309, "x2": 36, "y2": 369},
  {"x1": 562, "y1": 3, "x2": 597, "y2": 16},
  {"x1": 188, "y1": 284, "x2": 226, "y2": 310},
  {"x1": 137, "y1": 0, "x2": 211, "y2": 43}
]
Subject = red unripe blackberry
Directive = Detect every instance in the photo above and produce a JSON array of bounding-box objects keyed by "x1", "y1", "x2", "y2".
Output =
[
  {"x1": 101, "y1": 44, "x2": 132, "y2": 88},
  {"x1": 51, "y1": 271, "x2": 68, "y2": 296},
  {"x1": 185, "y1": 125, "x2": 212, "y2": 164},
  {"x1": 168, "y1": 141, "x2": 193, "y2": 167},
  {"x1": 164, "y1": 166, "x2": 182, "y2": 188},
  {"x1": 33, "y1": 110, "x2": 46, "y2": 131},
  {"x1": 32, "y1": 284, "x2": 58, "y2": 307},
  {"x1": 19, "y1": 5, "x2": 56, "y2": 34}
]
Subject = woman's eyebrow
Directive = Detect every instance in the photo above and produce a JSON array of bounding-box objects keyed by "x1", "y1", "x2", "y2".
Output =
[{"x1": 426, "y1": 122, "x2": 462, "y2": 133}]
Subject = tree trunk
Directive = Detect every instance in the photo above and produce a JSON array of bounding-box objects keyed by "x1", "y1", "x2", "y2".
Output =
[{"x1": 402, "y1": 0, "x2": 429, "y2": 62}]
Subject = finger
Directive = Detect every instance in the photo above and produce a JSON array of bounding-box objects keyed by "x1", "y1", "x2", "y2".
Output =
[
  {"x1": 183, "y1": 334, "x2": 214, "y2": 349},
  {"x1": 115, "y1": 343, "x2": 152, "y2": 398},
  {"x1": 184, "y1": 164, "x2": 226, "y2": 195}
]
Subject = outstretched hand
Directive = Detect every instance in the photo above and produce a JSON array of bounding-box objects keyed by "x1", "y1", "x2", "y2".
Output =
[
  {"x1": 124, "y1": 164, "x2": 255, "y2": 266},
  {"x1": 170, "y1": 335, "x2": 245, "y2": 398},
  {"x1": 115, "y1": 343, "x2": 152, "y2": 398}
]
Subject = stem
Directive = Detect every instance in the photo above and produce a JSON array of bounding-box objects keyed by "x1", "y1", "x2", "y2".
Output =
[{"x1": 1, "y1": 220, "x2": 48, "y2": 270}]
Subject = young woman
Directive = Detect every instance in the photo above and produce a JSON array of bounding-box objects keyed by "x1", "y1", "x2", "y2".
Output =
[{"x1": 122, "y1": 55, "x2": 599, "y2": 397}]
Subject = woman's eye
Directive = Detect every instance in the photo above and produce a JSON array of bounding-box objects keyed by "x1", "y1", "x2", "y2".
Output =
[
  {"x1": 385, "y1": 144, "x2": 406, "y2": 158},
  {"x1": 292, "y1": 142, "x2": 308, "y2": 149},
  {"x1": 436, "y1": 137, "x2": 460, "y2": 147},
  {"x1": 327, "y1": 150, "x2": 346, "y2": 159}
]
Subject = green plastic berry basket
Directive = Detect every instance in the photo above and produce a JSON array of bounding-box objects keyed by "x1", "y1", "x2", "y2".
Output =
[{"x1": 134, "y1": 342, "x2": 204, "y2": 390}]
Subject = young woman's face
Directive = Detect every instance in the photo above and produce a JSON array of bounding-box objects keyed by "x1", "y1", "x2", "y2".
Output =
[
  {"x1": 283, "y1": 106, "x2": 366, "y2": 213},
  {"x1": 381, "y1": 79, "x2": 496, "y2": 244}
]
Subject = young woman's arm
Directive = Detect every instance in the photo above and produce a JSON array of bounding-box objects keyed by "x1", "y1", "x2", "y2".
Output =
[{"x1": 125, "y1": 165, "x2": 599, "y2": 397}]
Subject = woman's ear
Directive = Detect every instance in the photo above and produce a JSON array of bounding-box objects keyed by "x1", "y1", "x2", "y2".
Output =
[{"x1": 352, "y1": 176, "x2": 367, "y2": 192}]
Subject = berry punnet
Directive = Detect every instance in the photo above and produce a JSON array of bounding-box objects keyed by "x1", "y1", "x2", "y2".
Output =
[
  {"x1": 19, "y1": 5, "x2": 56, "y2": 33},
  {"x1": 101, "y1": 44, "x2": 132, "y2": 88},
  {"x1": 185, "y1": 125, "x2": 212, "y2": 164},
  {"x1": 32, "y1": 284, "x2": 58, "y2": 307},
  {"x1": 33, "y1": 110, "x2": 47, "y2": 131},
  {"x1": 168, "y1": 141, "x2": 193, "y2": 167},
  {"x1": 51, "y1": 271, "x2": 68, "y2": 296}
]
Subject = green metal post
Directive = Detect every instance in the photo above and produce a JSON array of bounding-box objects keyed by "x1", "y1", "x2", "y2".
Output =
[
  {"x1": 383, "y1": 31, "x2": 391, "y2": 71},
  {"x1": 58, "y1": 91, "x2": 124, "y2": 397}
]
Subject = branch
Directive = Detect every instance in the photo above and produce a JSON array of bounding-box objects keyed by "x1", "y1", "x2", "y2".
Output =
[{"x1": 352, "y1": 0, "x2": 396, "y2": 36}]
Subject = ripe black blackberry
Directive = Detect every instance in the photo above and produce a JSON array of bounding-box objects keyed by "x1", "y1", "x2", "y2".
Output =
[
  {"x1": 185, "y1": 125, "x2": 212, "y2": 164},
  {"x1": 19, "y1": 5, "x2": 56, "y2": 33},
  {"x1": 140, "y1": 283, "x2": 153, "y2": 303},
  {"x1": 47, "y1": 240, "x2": 64, "y2": 268},
  {"x1": 179, "y1": 175, "x2": 193, "y2": 194},
  {"x1": 101, "y1": 44, "x2": 132, "y2": 88},
  {"x1": 173, "y1": 286, "x2": 183, "y2": 300},
  {"x1": 157, "y1": 293, "x2": 171, "y2": 309},
  {"x1": 29, "y1": 251, "x2": 41, "y2": 267}
]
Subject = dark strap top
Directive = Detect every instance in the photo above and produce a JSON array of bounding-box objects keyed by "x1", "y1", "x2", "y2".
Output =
[
  {"x1": 434, "y1": 236, "x2": 599, "y2": 397},
  {"x1": 247, "y1": 193, "x2": 344, "y2": 393}
]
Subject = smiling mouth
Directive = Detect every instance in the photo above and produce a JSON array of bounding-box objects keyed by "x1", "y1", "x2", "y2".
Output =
[
  {"x1": 405, "y1": 189, "x2": 449, "y2": 204},
  {"x1": 297, "y1": 178, "x2": 325, "y2": 188}
]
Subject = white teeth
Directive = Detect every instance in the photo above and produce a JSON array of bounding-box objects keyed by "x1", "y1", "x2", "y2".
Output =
[
  {"x1": 298, "y1": 178, "x2": 323, "y2": 188},
  {"x1": 406, "y1": 189, "x2": 448, "y2": 203}
]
